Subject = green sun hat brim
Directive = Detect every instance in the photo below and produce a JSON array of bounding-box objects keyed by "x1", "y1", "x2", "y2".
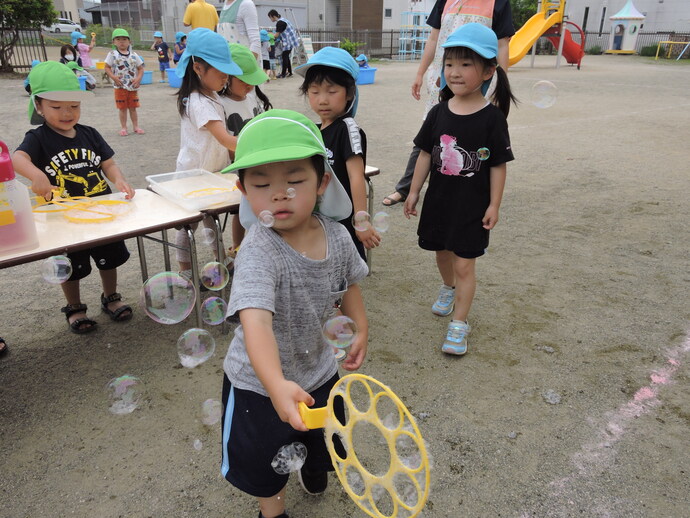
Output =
[
  {"x1": 112, "y1": 28, "x2": 130, "y2": 40},
  {"x1": 228, "y1": 43, "x2": 268, "y2": 85},
  {"x1": 28, "y1": 61, "x2": 91, "y2": 124}
]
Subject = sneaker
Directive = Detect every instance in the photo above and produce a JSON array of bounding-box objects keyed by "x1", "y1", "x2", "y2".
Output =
[
  {"x1": 442, "y1": 320, "x2": 470, "y2": 355},
  {"x1": 297, "y1": 466, "x2": 327, "y2": 495},
  {"x1": 431, "y1": 285, "x2": 455, "y2": 316}
]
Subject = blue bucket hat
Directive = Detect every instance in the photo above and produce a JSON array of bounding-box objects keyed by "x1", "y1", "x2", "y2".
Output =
[
  {"x1": 440, "y1": 23, "x2": 498, "y2": 95},
  {"x1": 70, "y1": 30, "x2": 87, "y2": 45},
  {"x1": 175, "y1": 31, "x2": 186, "y2": 43},
  {"x1": 175, "y1": 28, "x2": 242, "y2": 78},
  {"x1": 153, "y1": 31, "x2": 163, "y2": 38},
  {"x1": 260, "y1": 29, "x2": 269, "y2": 42},
  {"x1": 356, "y1": 53, "x2": 367, "y2": 62},
  {"x1": 295, "y1": 46, "x2": 360, "y2": 116}
]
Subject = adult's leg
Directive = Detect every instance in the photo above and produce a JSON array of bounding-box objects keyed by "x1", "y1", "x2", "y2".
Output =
[
  {"x1": 282, "y1": 49, "x2": 292, "y2": 76},
  {"x1": 382, "y1": 145, "x2": 421, "y2": 205}
]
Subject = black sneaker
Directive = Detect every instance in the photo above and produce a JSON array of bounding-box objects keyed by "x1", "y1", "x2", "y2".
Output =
[{"x1": 297, "y1": 466, "x2": 327, "y2": 495}]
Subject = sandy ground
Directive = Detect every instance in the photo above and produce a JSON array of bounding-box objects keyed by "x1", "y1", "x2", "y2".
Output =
[{"x1": 0, "y1": 49, "x2": 689, "y2": 518}]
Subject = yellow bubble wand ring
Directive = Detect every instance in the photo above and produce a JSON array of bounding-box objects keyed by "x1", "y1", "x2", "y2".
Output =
[
  {"x1": 299, "y1": 374, "x2": 430, "y2": 518},
  {"x1": 183, "y1": 186, "x2": 237, "y2": 198},
  {"x1": 33, "y1": 195, "x2": 131, "y2": 223}
]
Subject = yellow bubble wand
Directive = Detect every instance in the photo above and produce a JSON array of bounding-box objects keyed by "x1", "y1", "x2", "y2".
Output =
[{"x1": 299, "y1": 374, "x2": 430, "y2": 518}]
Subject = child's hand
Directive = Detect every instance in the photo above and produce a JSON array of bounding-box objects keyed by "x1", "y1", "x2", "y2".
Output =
[
  {"x1": 482, "y1": 205, "x2": 499, "y2": 229},
  {"x1": 355, "y1": 227, "x2": 381, "y2": 250},
  {"x1": 113, "y1": 77, "x2": 123, "y2": 87},
  {"x1": 114, "y1": 179, "x2": 135, "y2": 200},
  {"x1": 269, "y1": 379, "x2": 315, "y2": 432},
  {"x1": 32, "y1": 176, "x2": 55, "y2": 201},
  {"x1": 403, "y1": 193, "x2": 419, "y2": 219},
  {"x1": 132, "y1": 79, "x2": 141, "y2": 89},
  {"x1": 341, "y1": 332, "x2": 367, "y2": 371}
]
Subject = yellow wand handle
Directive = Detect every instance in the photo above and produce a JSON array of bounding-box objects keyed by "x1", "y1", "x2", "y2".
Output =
[{"x1": 298, "y1": 402, "x2": 329, "y2": 429}]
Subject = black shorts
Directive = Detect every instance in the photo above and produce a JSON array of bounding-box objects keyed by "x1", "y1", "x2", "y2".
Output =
[
  {"x1": 67, "y1": 240, "x2": 130, "y2": 281},
  {"x1": 220, "y1": 373, "x2": 345, "y2": 497},
  {"x1": 262, "y1": 59, "x2": 270, "y2": 70},
  {"x1": 418, "y1": 237, "x2": 485, "y2": 259}
]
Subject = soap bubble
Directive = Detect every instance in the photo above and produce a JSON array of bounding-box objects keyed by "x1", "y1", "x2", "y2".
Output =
[
  {"x1": 271, "y1": 442, "x2": 307, "y2": 475},
  {"x1": 140, "y1": 271, "x2": 196, "y2": 325},
  {"x1": 531, "y1": 80, "x2": 558, "y2": 109},
  {"x1": 105, "y1": 375, "x2": 145, "y2": 415},
  {"x1": 201, "y1": 398, "x2": 223, "y2": 425},
  {"x1": 199, "y1": 227, "x2": 216, "y2": 247},
  {"x1": 352, "y1": 211, "x2": 371, "y2": 232},
  {"x1": 334, "y1": 348, "x2": 347, "y2": 361},
  {"x1": 477, "y1": 147, "x2": 490, "y2": 161},
  {"x1": 41, "y1": 255, "x2": 72, "y2": 284},
  {"x1": 193, "y1": 439, "x2": 203, "y2": 451},
  {"x1": 200, "y1": 261, "x2": 229, "y2": 291},
  {"x1": 201, "y1": 296, "x2": 227, "y2": 326},
  {"x1": 286, "y1": 187, "x2": 296, "y2": 199},
  {"x1": 322, "y1": 316, "x2": 358, "y2": 349},
  {"x1": 177, "y1": 328, "x2": 215, "y2": 368},
  {"x1": 372, "y1": 211, "x2": 390, "y2": 233},
  {"x1": 259, "y1": 210, "x2": 274, "y2": 228}
]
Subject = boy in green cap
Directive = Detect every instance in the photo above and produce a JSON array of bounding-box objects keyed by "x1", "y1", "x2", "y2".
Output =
[
  {"x1": 104, "y1": 28, "x2": 145, "y2": 136},
  {"x1": 218, "y1": 109, "x2": 369, "y2": 518},
  {"x1": 12, "y1": 61, "x2": 136, "y2": 334}
]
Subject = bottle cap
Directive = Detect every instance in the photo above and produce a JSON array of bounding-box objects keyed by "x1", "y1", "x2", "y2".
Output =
[{"x1": 0, "y1": 141, "x2": 16, "y2": 182}]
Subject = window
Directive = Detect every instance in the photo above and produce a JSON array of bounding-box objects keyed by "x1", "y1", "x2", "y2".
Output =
[{"x1": 384, "y1": 9, "x2": 392, "y2": 18}]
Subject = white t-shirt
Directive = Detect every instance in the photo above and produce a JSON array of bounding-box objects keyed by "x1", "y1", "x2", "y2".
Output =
[
  {"x1": 176, "y1": 92, "x2": 230, "y2": 173},
  {"x1": 217, "y1": 0, "x2": 261, "y2": 57},
  {"x1": 218, "y1": 91, "x2": 264, "y2": 137}
]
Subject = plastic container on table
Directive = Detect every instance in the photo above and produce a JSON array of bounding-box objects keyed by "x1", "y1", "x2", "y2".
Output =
[
  {"x1": 356, "y1": 67, "x2": 377, "y2": 85},
  {"x1": 0, "y1": 140, "x2": 39, "y2": 255},
  {"x1": 146, "y1": 169, "x2": 238, "y2": 211}
]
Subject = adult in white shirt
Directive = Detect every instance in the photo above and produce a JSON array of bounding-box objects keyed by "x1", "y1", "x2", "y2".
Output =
[{"x1": 217, "y1": 0, "x2": 261, "y2": 59}]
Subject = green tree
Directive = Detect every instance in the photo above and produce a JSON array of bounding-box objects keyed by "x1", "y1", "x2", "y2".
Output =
[
  {"x1": 510, "y1": 0, "x2": 539, "y2": 31},
  {"x1": 0, "y1": 0, "x2": 56, "y2": 72}
]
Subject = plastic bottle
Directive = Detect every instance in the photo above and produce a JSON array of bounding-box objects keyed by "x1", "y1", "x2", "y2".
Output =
[{"x1": 0, "y1": 140, "x2": 39, "y2": 255}]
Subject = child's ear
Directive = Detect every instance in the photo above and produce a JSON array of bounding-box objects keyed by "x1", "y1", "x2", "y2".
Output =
[
  {"x1": 236, "y1": 178, "x2": 246, "y2": 195},
  {"x1": 317, "y1": 171, "x2": 331, "y2": 196},
  {"x1": 483, "y1": 64, "x2": 497, "y2": 81}
]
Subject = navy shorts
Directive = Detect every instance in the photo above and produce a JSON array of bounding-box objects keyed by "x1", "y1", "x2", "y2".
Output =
[
  {"x1": 67, "y1": 240, "x2": 130, "y2": 281},
  {"x1": 159, "y1": 61, "x2": 170, "y2": 71},
  {"x1": 220, "y1": 373, "x2": 345, "y2": 497},
  {"x1": 418, "y1": 237, "x2": 485, "y2": 259}
]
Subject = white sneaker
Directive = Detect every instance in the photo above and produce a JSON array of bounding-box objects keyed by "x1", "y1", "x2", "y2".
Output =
[
  {"x1": 432, "y1": 285, "x2": 455, "y2": 316},
  {"x1": 442, "y1": 320, "x2": 470, "y2": 355}
]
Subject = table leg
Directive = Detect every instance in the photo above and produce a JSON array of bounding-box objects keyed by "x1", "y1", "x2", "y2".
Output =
[
  {"x1": 365, "y1": 176, "x2": 373, "y2": 272},
  {"x1": 136, "y1": 235, "x2": 148, "y2": 283},
  {"x1": 186, "y1": 226, "x2": 202, "y2": 327},
  {"x1": 162, "y1": 228, "x2": 171, "y2": 272}
]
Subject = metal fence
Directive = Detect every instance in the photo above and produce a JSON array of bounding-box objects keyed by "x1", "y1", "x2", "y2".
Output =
[
  {"x1": 534, "y1": 30, "x2": 690, "y2": 57},
  {"x1": 1, "y1": 28, "x2": 48, "y2": 72}
]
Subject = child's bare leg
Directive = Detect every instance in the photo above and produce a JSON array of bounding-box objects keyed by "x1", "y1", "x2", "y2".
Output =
[
  {"x1": 129, "y1": 107, "x2": 143, "y2": 132},
  {"x1": 161, "y1": 69, "x2": 166, "y2": 81},
  {"x1": 231, "y1": 215, "x2": 245, "y2": 251},
  {"x1": 435, "y1": 250, "x2": 455, "y2": 287},
  {"x1": 451, "y1": 257, "x2": 476, "y2": 322},
  {"x1": 99, "y1": 268, "x2": 131, "y2": 316},
  {"x1": 60, "y1": 280, "x2": 94, "y2": 330},
  {"x1": 258, "y1": 486, "x2": 287, "y2": 518},
  {"x1": 118, "y1": 108, "x2": 128, "y2": 132}
]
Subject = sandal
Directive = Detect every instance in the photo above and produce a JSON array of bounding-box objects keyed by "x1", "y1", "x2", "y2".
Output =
[
  {"x1": 119, "y1": 129, "x2": 128, "y2": 137},
  {"x1": 101, "y1": 292, "x2": 133, "y2": 322},
  {"x1": 0, "y1": 337, "x2": 8, "y2": 357},
  {"x1": 61, "y1": 304, "x2": 98, "y2": 334},
  {"x1": 382, "y1": 192, "x2": 406, "y2": 206}
]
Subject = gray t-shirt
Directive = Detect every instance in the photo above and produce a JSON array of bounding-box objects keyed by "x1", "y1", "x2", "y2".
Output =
[{"x1": 223, "y1": 214, "x2": 369, "y2": 396}]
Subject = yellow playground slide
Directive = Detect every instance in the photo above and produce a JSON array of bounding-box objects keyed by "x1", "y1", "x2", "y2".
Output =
[{"x1": 509, "y1": 1, "x2": 566, "y2": 67}]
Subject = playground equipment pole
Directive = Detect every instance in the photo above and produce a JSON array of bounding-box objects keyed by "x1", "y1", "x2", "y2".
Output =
[
  {"x1": 529, "y1": 0, "x2": 542, "y2": 68},
  {"x1": 556, "y1": 15, "x2": 567, "y2": 68}
]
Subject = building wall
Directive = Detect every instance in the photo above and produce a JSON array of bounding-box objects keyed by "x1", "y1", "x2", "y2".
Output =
[
  {"x1": 566, "y1": 0, "x2": 690, "y2": 33},
  {"x1": 52, "y1": 0, "x2": 83, "y2": 22}
]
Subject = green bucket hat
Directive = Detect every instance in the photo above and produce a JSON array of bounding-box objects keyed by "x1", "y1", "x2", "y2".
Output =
[
  {"x1": 228, "y1": 43, "x2": 268, "y2": 85},
  {"x1": 28, "y1": 61, "x2": 91, "y2": 124},
  {"x1": 221, "y1": 109, "x2": 352, "y2": 227},
  {"x1": 65, "y1": 61, "x2": 84, "y2": 71},
  {"x1": 112, "y1": 28, "x2": 130, "y2": 41}
]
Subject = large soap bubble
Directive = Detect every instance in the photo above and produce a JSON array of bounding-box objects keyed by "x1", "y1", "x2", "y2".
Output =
[
  {"x1": 140, "y1": 271, "x2": 197, "y2": 324},
  {"x1": 201, "y1": 398, "x2": 223, "y2": 425},
  {"x1": 200, "y1": 261, "x2": 230, "y2": 291},
  {"x1": 531, "y1": 80, "x2": 558, "y2": 109},
  {"x1": 177, "y1": 328, "x2": 216, "y2": 368},
  {"x1": 352, "y1": 211, "x2": 371, "y2": 232},
  {"x1": 105, "y1": 375, "x2": 145, "y2": 415},
  {"x1": 271, "y1": 442, "x2": 307, "y2": 475},
  {"x1": 41, "y1": 255, "x2": 72, "y2": 284},
  {"x1": 322, "y1": 316, "x2": 358, "y2": 349},
  {"x1": 201, "y1": 296, "x2": 227, "y2": 326}
]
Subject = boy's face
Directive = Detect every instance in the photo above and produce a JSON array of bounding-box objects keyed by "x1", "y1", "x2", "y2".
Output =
[
  {"x1": 238, "y1": 158, "x2": 330, "y2": 233},
  {"x1": 113, "y1": 36, "x2": 130, "y2": 51},
  {"x1": 154, "y1": 37, "x2": 162, "y2": 43},
  {"x1": 307, "y1": 80, "x2": 352, "y2": 126},
  {"x1": 36, "y1": 99, "x2": 81, "y2": 135}
]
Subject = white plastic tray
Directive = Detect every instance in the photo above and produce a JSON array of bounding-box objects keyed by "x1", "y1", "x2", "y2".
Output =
[{"x1": 145, "y1": 169, "x2": 238, "y2": 211}]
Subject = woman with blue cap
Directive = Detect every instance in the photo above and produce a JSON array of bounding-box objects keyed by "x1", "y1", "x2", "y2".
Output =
[
  {"x1": 296, "y1": 46, "x2": 381, "y2": 261},
  {"x1": 173, "y1": 28, "x2": 243, "y2": 277},
  {"x1": 402, "y1": 23, "x2": 516, "y2": 357}
]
